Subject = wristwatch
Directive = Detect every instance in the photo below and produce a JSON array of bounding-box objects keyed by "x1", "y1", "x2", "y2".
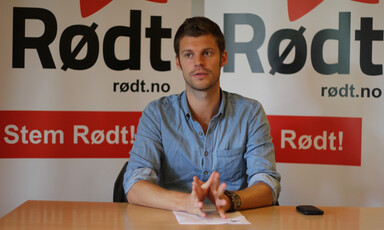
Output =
[{"x1": 224, "y1": 190, "x2": 241, "y2": 212}]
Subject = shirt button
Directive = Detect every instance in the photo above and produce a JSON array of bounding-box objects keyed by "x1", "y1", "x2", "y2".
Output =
[
  {"x1": 204, "y1": 171, "x2": 208, "y2": 175},
  {"x1": 199, "y1": 132, "x2": 203, "y2": 136},
  {"x1": 204, "y1": 151, "x2": 208, "y2": 156}
]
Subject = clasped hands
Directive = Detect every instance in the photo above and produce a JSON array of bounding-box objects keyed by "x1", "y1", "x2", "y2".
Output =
[{"x1": 183, "y1": 171, "x2": 230, "y2": 218}]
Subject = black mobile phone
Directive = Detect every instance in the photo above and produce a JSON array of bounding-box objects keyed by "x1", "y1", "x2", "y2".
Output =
[{"x1": 296, "y1": 205, "x2": 324, "y2": 215}]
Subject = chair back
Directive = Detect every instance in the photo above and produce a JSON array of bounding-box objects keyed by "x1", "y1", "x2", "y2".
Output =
[{"x1": 113, "y1": 161, "x2": 129, "y2": 202}]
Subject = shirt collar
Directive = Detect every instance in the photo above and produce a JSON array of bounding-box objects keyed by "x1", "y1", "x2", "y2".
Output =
[
  {"x1": 180, "y1": 91, "x2": 191, "y2": 120},
  {"x1": 217, "y1": 89, "x2": 225, "y2": 119},
  {"x1": 179, "y1": 89, "x2": 226, "y2": 120}
]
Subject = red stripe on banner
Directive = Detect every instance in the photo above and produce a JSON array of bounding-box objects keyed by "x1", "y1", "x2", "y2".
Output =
[
  {"x1": 1, "y1": 111, "x2": 362, "y2": 165},
  {"x1": 268, "y1": 115, "x2": 362, "y2": 166},
  {"x1": 0, "y1": 111, "x2": 142, "y2": 158}
]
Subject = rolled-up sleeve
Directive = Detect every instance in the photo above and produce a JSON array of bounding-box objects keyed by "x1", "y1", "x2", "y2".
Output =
[
  {"x1": 248, "y1": 173, "x2": 281, "y2": 204},
  {"x1": 245, "y1": 102, "x2": 281, "y2": 204},
  {"x1": 123, "y1": 167, "x2": 158, "y2": 194},
  {"x1": 123, "y1": 102, "x2": 164, "y2": 195}
]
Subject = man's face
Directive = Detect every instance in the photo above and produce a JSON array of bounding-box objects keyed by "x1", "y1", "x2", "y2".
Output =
[{"x1": 175, "y1": 34, "x2": 227, "y2": 93}]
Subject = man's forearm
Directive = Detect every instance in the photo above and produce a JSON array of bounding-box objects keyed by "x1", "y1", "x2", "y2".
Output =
[
  {"x1": 235, "y1": 182, "x2": 274, "y2": 210},
  {"x1": 127, "y1": 180, "x2": 188, "y2": 211},
  {"x1": 127, "y1": 175, "x2": 221, "y2": 218},
  {"x1": 208, "y1": 174, "x2": 273, "y2": 217}
]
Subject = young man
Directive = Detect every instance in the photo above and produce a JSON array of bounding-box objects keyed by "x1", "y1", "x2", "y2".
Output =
[{"x1": 123, "y1": 17, "x2": 280, "y2": 218}]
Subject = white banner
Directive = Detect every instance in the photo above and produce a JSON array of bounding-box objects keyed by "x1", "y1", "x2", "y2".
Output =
[
  {"x1": 206, "y1": 0, "x2": 384, "y2": 207},
  {"x1": 0, "y1": 0, "x2": 191, "y2": 217}
]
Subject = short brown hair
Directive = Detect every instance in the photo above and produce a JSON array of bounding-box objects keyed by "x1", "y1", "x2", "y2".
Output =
[{"x1": 174, "y1": 17, "x2": 225, "y2": 57}]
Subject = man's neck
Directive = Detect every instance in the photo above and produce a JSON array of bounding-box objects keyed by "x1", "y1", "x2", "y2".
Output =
[{"x1": 186, "y1": 87, "x2": 221, "y2": 133}]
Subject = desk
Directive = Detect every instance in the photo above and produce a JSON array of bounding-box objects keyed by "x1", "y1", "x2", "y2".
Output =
[{"x1": 0, "y1": 200, "x2": 383, "y2": 230}]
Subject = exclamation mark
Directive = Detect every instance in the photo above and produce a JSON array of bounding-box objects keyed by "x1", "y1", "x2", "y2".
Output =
[
  {"x1": 338, "y1": 132, "x2": 343, "y2": 151},
  {"x1": 131, "y1": 125, "x2": 135, "y2": 144}
]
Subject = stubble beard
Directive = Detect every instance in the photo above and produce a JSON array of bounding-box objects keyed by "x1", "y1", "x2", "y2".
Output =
[
  {"x1": 182, "y1": 60, "x2": 222, "y2": 92},
  {"x1": 184, "y1": 70, "x2": 220, "y2": 92}
]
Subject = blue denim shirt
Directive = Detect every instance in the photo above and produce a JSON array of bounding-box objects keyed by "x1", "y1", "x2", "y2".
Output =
[{"x1": 123, "y1": 90, "x2": 281, "y2": 203}]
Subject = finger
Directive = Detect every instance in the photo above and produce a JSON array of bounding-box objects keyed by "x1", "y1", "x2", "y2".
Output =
[
  {"x1": 192, "y1": 180, "x2": 202, "y2": 197},
  {"x1": 211, "y1": 172, "x2": 220, "y2": 190},
  {"x1": 201, "y1": 173, "x2": 214, "y2": 190},
  {"x1": 214, "y1": 200, "x2": 227, "y2": 219},
  {"x1": 197, "y1": 209, "x2": 207, "y2": 218},
  {"x1": 193, "y1": 176, "x2": 200, "y2": 185},
  {"x1": 191, "y1": 183, "x2": 199, "y2": 200},
  {"x1": 210, "y1": 175, "x2": 223, "y2": 195},
  {"x1": 192, "y1": 201, "x2": 206, "y2": 217},
  {"x1": 194, "y1": 200, "x2": 204, "y2": 209},
  {"x1": 217, "y1": 182, "x2": 227, "y2": 196},
  {"x1": 213, "y1": 183, "x2": 227, "y2": 206},
  {"x1": 216, "y1": 197, "x2": 227, "y2": 207},
  {"x1": 193, "y1": 181, "x2": 207, "y2": 202},
  {"x1": 217, "y1": 209, "x2": 227, "y2": 219}
]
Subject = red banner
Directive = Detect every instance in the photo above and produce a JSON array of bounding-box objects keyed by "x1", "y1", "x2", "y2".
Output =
[
  {"x1": 0, "y1": 111, "x2": 141, "y2": 158},
  {"x1": 269, "y1": 115, "x2": 362, "y2": 166},
  {"x1": 1, "y1": 111, "x2": 362, "y2": 165}
]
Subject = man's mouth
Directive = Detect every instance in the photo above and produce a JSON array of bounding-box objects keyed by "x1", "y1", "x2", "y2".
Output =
[{"x1": 192, "y1": 69, "x2": 209, "y2": 78}]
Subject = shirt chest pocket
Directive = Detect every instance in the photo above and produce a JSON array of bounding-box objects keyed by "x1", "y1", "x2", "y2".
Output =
[{"x1": 215, "y1": 147, "x2": 245, "y2": 182}]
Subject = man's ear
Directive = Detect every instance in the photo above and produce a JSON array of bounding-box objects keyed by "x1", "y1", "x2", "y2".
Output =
[
  {"x1": 220, "y1": 50, "x2": 228, "y2": 67},
  {"x1": 175, "y1": 55, "x2": 182, "y2": 70}
]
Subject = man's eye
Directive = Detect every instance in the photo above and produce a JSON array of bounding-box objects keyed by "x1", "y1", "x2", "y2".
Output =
[{"x1": 204, "y1": 51, "x2": 211, "y2": 56}]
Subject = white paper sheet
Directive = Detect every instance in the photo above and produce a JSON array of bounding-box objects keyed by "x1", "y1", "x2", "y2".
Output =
[{"x1": 173, "y1": 205, "x2": 251, "y2": 225}]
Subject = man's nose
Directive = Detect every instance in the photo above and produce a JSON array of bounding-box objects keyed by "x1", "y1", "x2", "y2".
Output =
[{"x1": 194, "y1": 55, "x2": 204, "y2": 66}]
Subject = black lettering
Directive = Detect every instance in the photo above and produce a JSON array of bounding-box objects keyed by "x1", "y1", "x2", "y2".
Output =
[
  {"x1": 130, "y1": 79, "x2": 140, "y2": 92},
  {"x1": 328, "y1": 87, "x2": 337, "y2": 97},
  {"x1": 151, "y1": 83, "x2": 160, "y2": 92},
  {"x1": 13, "y1": 7, "x2": 57, "y2": 68},
  {"x1": 161, "y1": 83, "x2": 170, "y2": 92},
  {"x1": 60, "y1": 23, "x2": 99, "y2": 70},
  {"x1": 103, "y1": 10, "x2": 141, "y2": 70},
  {"x1": 321, "y1": 86, "x2": 327, "y2": 96},
  {"x1": 349, "y1": 84, "x2": 356, "y2": 97},
  {"x1": 339, "y1": 84, "x2": 348, "y2": 97},
  {"x1": 120, "y1": 82, "x2": 129, "y2": 92},
  {"x1": 361, "y1": 87, "x2": 370, "y2": 98},
  {"x1": 311, "y1": 12, "x2": 350, "y2": 75},
  {"x1": 113, "y1": 82, "x2": 119, "y2": 92},
  {"x1": 268, "y1": 26, "x2": 307, "y2": 75},
  {"x1": 145, "y1": 16, "x2": 171, "y2": 71},
  {"x1": 372, "y1": 88, "x2": 382, "y2": 98},
  {"x1": 224, "y1": 13, "x2": 265, "y2": 73},
  {"x1": 140, "y1": 80, "x2": 146, "y2": 92},
  {"x1": 355, "y1": 17, "x2": 383, "y2": 76}
]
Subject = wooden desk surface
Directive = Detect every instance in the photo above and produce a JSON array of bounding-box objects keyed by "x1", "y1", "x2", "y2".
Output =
[{"x1": 0, "y1": 200, "x2": 383, "y2": 230}]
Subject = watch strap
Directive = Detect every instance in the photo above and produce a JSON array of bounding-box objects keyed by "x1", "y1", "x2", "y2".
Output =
[{"x1": 224, "y1": 190, "x2": 241, "y2": 212}]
